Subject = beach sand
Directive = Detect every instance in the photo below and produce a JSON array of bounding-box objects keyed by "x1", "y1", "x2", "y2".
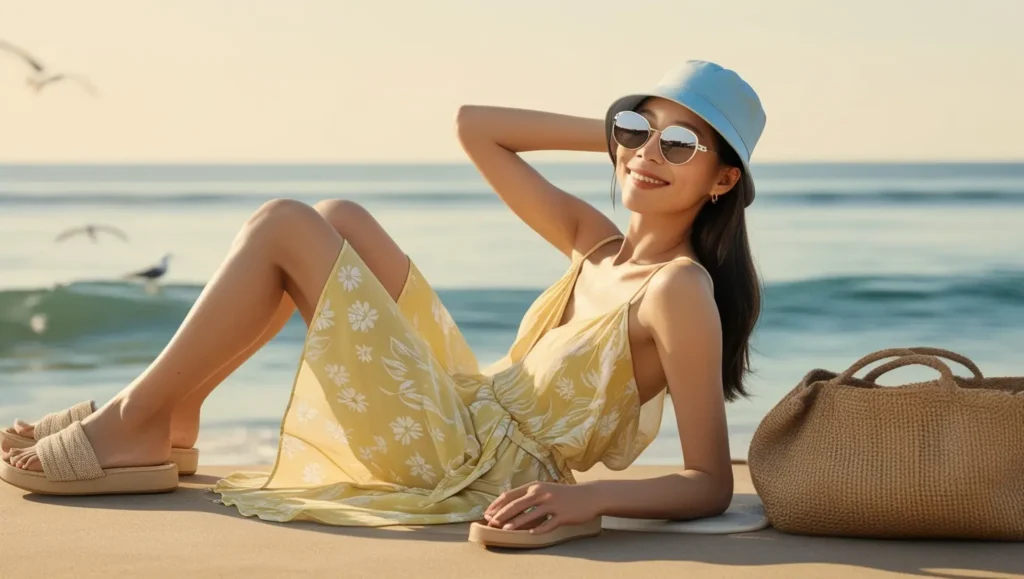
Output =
[{"x1": 1, "y1": 463, "x2": 1021, "y2": 579}]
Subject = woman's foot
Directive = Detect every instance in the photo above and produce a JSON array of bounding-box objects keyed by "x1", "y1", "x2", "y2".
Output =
[
  {"x1": 2, "y1": 405, "x2": 201, "y2": 453},
  {"x1": 3, "y1": 397, "x2": 172, "y2": 473},
  {"x1": 4, "y1": 416, "x2": 33, "y2": 438}
]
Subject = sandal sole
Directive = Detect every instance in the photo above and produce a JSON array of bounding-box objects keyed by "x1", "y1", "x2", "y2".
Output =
[
  {"x1": 468, "y1": 518, "x2": 603, "y2": 549},
  {"x1": 0, "y1": 458, "x2": 179, "y2": 496}
]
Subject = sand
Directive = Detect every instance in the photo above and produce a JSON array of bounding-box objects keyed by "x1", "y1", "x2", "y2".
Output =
[{"x1": 1, "y1": 463, "x2": 1021, "y2": 579}]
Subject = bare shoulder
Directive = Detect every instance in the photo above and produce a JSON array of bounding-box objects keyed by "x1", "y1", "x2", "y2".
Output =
[
  {"x1": 637, "y1": 258, "x2": 719, "y2": 337},
  {"x1": 568, "y1": 221, "x2": 623, "y2": 262}
]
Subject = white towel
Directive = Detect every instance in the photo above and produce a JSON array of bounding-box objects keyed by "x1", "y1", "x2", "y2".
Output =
[{"x1": 601, "y1": 495, "x2": 769, "y2": 534}]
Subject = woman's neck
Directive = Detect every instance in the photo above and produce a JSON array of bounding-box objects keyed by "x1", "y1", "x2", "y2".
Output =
[{"x1": 612, "y1": 212, "x2": 696, "y2": 266}]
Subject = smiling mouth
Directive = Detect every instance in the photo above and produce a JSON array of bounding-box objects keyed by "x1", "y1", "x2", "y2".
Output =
[{"x1": 627, "y1": 168, "x2": 669, "y2": 186}]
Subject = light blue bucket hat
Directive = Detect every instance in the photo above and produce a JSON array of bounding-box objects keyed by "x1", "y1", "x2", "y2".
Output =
[{"x1": 605, "y1": 60, "x2": 766, "y2": 207}]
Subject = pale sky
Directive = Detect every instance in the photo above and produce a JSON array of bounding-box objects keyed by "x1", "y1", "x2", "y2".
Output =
[{"x1": 1, "y1": 0, "x2": 1022, "y2": 163}]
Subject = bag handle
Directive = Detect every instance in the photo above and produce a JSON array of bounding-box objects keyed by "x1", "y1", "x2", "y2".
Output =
[
  {"x1": 834, "y1": 351, "x2": 960, "y2": 391},
  {"x1": 862, "y1": 347, "x2": 983, "y2": 382},
  {"x1": 835, "y1": 347, "x2": 980, "y2": 382}
]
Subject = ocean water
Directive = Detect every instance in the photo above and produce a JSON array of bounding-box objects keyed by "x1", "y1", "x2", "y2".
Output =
[{"x1": 1, "y1": 162, "x2": 1023, "y2": 466}]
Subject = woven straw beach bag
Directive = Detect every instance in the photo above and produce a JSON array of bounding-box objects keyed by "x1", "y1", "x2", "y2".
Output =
[{"x1": 748, "y1": 347, "x2": 1024, "y2": 540}]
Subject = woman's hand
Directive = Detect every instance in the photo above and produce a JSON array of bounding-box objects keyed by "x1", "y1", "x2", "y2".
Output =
[{"x1": 483, "y1": 481, "x2": 601, "y2": 535}]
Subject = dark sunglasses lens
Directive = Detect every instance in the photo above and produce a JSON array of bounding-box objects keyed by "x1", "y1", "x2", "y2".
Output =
[
  {"x1": 660, "y1": 126, "x2": 699, "y2": 164},
  {"x1": 612, "y1": 111, "x2": 650, "y2": 149}
]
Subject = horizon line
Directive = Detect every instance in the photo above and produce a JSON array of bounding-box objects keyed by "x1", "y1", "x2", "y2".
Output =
[{"x1": 3, "y1": 159, "x2": 1024, "y2": 167}]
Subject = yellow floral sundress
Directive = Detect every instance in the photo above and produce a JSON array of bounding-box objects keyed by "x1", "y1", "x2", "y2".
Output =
[{"x1": 213, "y1": 234, "x2": 670, "y2": 526}]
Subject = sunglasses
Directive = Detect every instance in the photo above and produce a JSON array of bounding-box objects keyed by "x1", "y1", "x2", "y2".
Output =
[{"x1": 612, "y1": 110, "x2": 711, "y2": 165}]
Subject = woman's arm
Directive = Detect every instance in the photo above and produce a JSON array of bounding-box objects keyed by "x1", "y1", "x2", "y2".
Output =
[
  {"x1": 455, "y1": 105, "x2": 620, "y2": 259},
  {"x1": 587, "y1": 262, "x2": 734, "y2": 518},
  {"x1": 482, "y1": 262, "x2": 734, "y2": 533},
  {"x1": 581, "y1": 468, "x2": 732, "y2": 520}
]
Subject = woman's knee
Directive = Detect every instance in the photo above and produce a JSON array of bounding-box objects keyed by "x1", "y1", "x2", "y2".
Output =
[
  {"x1": 311, "y1": 198, "x2": 408, "y2": 300},
  {"x1": 312, "y1": 199, "x2": 370, "y2": 235},
  {"x1": 253, "y1": 198, "x2": 319, "y2": 222},
  {"x1": 241, "y1": 198, "x2": 324, "y2": 242}
]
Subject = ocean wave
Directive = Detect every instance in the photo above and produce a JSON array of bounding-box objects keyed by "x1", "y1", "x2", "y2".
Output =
[
  {"x1": 0, "y1": 281, "x2": 534, "y2": 353},
  {"x1": 0, "y1": 282, "x2": 195, "y2": 354},
  {"x1": 762, "y1": 271, "x2": 1024, "y2": 331},
  {"x1": 2, "y1": 271, "x2": 1022, "y2": 355}
]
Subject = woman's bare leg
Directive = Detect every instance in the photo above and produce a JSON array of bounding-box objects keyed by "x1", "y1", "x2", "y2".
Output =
[
  {"x1": 6, "y1": 198, "x2": 409, "y2": 471},
  {"x1": 6, "y1": 200, "x2": 410, "y2": 453},
  {"x1": 1, "y1": 278, "x2": 298, "y2": 456},
  {"x1": 166, "y1": 200, "x2": 411, "y2": 448},
  {"x1": 164, "y1": 295, "x2": 295, "y2": 449}
]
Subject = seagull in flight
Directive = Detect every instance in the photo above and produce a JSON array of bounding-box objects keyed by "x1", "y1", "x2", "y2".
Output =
[
  {"x1": 55, "y1": 224, "x2": 128, "y2": 243},
  {"x1": 0, "y1": 39, "x2": 98, "y2": 96}
]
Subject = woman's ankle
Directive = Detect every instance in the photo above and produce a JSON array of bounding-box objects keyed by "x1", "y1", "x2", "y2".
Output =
[
  {"x1": 110, "y1": 390, "x2": 176, "y2": 429},
  {"x1": 169, "y1": 407, "x2": 202, "y2": 449}
]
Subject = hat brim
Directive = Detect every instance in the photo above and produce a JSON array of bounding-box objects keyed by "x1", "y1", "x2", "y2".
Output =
[{"x1": 605, "y1": 93, "x2": 755, "y2": 207}]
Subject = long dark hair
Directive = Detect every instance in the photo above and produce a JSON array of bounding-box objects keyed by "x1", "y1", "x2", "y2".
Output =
[{"x1": 611, "y1": 132, "x2": 762, "y2": 402}]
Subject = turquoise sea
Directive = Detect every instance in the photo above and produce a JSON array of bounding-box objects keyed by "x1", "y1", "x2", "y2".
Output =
[{"x1": 1, "y1": 162, "x2": 1022, "y2": 464}]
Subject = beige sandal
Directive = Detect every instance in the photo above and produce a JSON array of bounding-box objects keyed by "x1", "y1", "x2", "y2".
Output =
[
  {"x1": 468, "y1": 518, "x2": 603, "y2": 549},
  {"x1": 0, "y1": 421, "x2": 179, "y2": 495},
  {"x1": 1, "y1": 400, "x2": 200, "y2": 476}
]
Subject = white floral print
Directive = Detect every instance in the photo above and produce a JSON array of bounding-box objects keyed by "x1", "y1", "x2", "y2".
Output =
[
  {"x1": 325, "y1": 364, "x2": 350, "y2": 387},
  {"x1": 337, "y1": 388, "x2": 368, "y2": 412},
  {"x1": 390, "y1": 416, "x2": 424, "y2": 445},
  {"x1": 379, "y1": 336, "x2": 431, "y2": 410},
  {"x1": 314, "y1": 300, "x2": 335, "y2": 331},
  {"x1": 304, "y1": 335, "x2": 331, "y2": 362},
  {"x1": 430, "y1": 427, "x2": 446, "y2": 442},
  {"x1": 348, "y1": 301, "x2": 378, "y2": 332},
  {"x1": 337, "y1": 265, "x2": 363, "y2": 291},
  {"x1": 556, "y1": 376, "x2": 575, "y2": 401},
  {"x1": 356, "y1": 344, "x2": 373, "y2": 362},
  {"x1": 406, "y1": 452, "x2": 436, "y2": 484}
]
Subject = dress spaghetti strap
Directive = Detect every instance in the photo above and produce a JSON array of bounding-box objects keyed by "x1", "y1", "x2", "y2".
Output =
[
  {"x1": 576, "y1": 234, "x2": 624, "y2": 263},
  {"x1": 627, "y1": 256, "x2": 713, "y2": 304}
]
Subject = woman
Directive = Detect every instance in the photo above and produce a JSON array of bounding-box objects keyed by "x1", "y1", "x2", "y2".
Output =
[{"x1": 1, "y1": 60, "x2": 765, "y2": 546}]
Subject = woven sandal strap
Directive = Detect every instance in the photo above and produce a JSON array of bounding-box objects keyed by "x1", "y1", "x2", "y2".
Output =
[
  {"x1": 34, "y1": 401, "x2": 95, "y2": 440},
  {"x1": 36, "y1": 421, "x2": 105, "y2": 482}
]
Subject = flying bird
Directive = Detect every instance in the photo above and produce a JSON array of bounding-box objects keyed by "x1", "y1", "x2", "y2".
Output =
[
  {"x1": 0, "y1": 39, "x2": 98, "y2": 96},
  {"x1": 55, "y1": 224, "x2": 128, "y2": 243}
]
